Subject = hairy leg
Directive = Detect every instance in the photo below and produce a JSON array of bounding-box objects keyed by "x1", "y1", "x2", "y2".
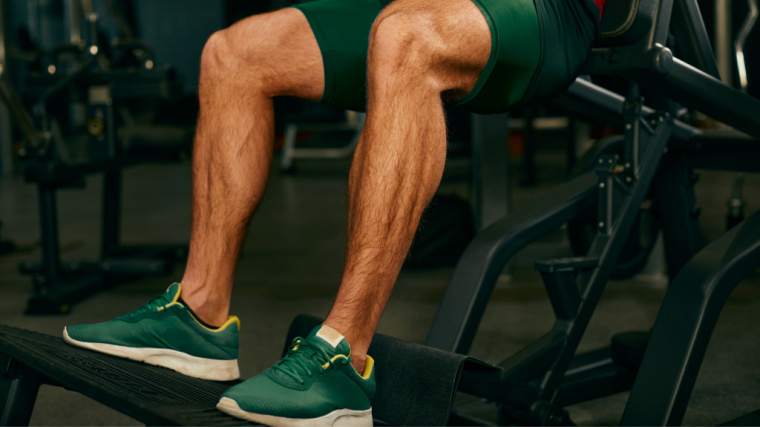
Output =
[
  {"x1": 323, "y1": 0, "x2": 491, "y2": 370},
  {"x1": 180, "y1": 8, "x2": 324, "y2": 326}
]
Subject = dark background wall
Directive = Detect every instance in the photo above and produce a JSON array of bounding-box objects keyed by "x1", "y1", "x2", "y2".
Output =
[{"x1": 133, "y1": 0, "x2": 225, "y2": 95}]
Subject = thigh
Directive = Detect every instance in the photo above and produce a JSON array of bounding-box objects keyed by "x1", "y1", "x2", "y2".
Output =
[
  {"x1": 453, "y1": 0, "x2": 598, "y2": 113},
  {"x1": 292, "y1": 0, "x2": 386, "y2": 112}
]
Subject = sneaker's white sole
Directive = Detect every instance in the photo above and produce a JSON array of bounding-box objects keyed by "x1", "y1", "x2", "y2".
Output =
[
  {"x1": 217, "y1": 397, "x2": 373, "y2": 427},
  {"x1": 63, "y1": 327, "x2": 240, "y2": 381}
]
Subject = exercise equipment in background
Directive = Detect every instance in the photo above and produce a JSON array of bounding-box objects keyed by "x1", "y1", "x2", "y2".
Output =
[{"x1": 0, "y1": 0, "x2": 191, "y2": 314}]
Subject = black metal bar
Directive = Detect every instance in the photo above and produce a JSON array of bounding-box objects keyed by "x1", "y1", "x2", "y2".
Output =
[
  {"x1": 555, "y1": 79, "x2": 626, "y2": 126},
  {"x1": 622, "y1": 94, "x2": 644, "y2": 172},
  {"x1": 0, "y1": 74, "x2": 47, "y2": 151},
  {"x1": 535, "y1": 257, "x2": 597, "y2": 321},
  {"x1": 471, "y1": 113, "x2": 511, "y2": 231},
  {"x1": 595, "y1": 153, "x2": 626, "y2": 237},
  {"x1": 630, "y1": 56, "x2": 760, "y2": 139},
  {"x1": 566, "y1": 117, "x2": 577, "y2": 175},
  {"x1": 652, "y1": 151, "x2": 703, "y2": 281},
  {"x1": 621, "y1": 211, "x2": 760, "y2": 426},
  {"x1": 538, "y1": 113, "x2": 673, "y2": 401},
  {"x1": 424, "y1": 173, "x2": 597, "y2": 354},
  {"x1": 23, "y1": 156, "x2": 143, "y2": 184},
  {"x1": 556, "y1": 79, "x2": 699, "y2": 143},
  {"x1": 555, "y1": 353, "x2": 637, "y2": 407},
  {"x1": 540, "y1": 272, "x2": 581, "y2": 321},
  {"x1": 670, "y1": 0, "x2": 721, "y2": 79},
  {"x1": 102, "y1": 170, "x2": 121, "y2": 258},
  {"x1": 0, "y1": 356, "x2": 42, "y2": 426},
  {"x1": 651, "y1": 0, "x2": 676, "y2": 48},
  {"x1": 520, "y1": 108, "x2": 537, "y2": 187},
  {"x1": 457, "y1": 365, "x2": 540, "y2": 409},
  {"x1": 36, "y1": 183, "x2": 62, "y2": 284},
  {"x1": 20, "y1": 258, "x2": 171, "y2": 276},
  {"x1": 498, "y1": 331, "x2": 567, "y2": 384}
]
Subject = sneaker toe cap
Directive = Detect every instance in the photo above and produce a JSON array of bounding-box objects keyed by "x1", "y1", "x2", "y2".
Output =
[
  {"x1": 65, "y1": 322, "x2": 126, "y2": 345},
  {"x1": 220, "y1": 375, "x2": 316, "y2": 418},
  {"x1": 65, "y1": 324, "x2": 101, "y2": 343}
]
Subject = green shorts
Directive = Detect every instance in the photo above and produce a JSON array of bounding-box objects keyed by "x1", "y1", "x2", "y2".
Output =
[{"x1": 292, "y1": 0, "x2": 598, "y2": 114}]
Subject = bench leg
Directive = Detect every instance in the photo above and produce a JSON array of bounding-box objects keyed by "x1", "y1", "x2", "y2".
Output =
[{"x1": 1, "y1": 356, "x2": 42, "y2": 426}]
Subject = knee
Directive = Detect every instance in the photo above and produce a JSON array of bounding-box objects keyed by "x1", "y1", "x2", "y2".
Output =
[
  {"x1": 199, "y1": 24, "x2": 272, "y2": 87},
  {"x1": 199, "y1": 29, "x2": 240, "y2": 83},
  {"x1": 368, "y1": 7, "x2": 442, "y2": 85},
  {"x1": 368, "y1": 2, "x2": 488, "y2": 94}
]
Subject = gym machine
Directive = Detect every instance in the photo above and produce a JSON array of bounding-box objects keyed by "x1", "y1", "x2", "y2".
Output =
[
  {"x1": 421, "y1": 0, "x2": 760, "y2": 424},
  {"x1": 0, "y1": 0, "x2": 190, "y2": 314}
]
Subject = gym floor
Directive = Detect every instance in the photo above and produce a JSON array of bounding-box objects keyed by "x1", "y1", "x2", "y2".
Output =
[{"x1": 1, "y1": 132, "x2": 759, "y2": 426}]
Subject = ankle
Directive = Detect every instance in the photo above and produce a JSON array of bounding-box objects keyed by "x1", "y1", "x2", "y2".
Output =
[
  {"x1": 351, "y1": 354, "x2": 367, "y2": 375},
  {"x1": 179, "y1": 292, "x2": 229, "y2": 327},
  {"x1": 322, "y1": 320, "x2": 370, "y2": 374}
]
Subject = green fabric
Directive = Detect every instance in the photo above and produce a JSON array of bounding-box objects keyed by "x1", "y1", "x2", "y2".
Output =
[
  {"x1": 292, "y1": 0, "x2": 384, "y2": 112},
  {"x1": 292, "y1": 0, "x2": 541, "y2": 114},
  {"x1": 293, "y1": 0, "x2": 598, "y2": 114},
  {"x1": 221, "y1": 325, "x2": 375, "y2": 418},
  {"x1": 516, "y1": 0, "x2": 597, "y2": 107},
  {"x1": 451, "y1": 0, "x2": 540, "y2": 113},
  {"x1": 66, "y1": 283, "x2": 239, "y2": 360}
]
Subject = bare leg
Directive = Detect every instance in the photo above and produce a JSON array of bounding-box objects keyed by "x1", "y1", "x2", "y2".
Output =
[
  {"x1": 180, "y1": 8, "x2": 325, "y2": 326},
  {"x1": 323, "y1": 0, "x2": 492, "y2": 370}
]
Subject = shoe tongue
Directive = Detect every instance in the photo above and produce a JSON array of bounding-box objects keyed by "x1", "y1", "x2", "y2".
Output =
[
  {"x1": 308, "y1": 325, "x2": 350, "y2": 356},
  {"x1": 164, "y1": 283, "x2": 182, "y2": 303}
]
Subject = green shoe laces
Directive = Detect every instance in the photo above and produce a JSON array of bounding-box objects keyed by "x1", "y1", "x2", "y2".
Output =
[
  {"x1": 117, "y1": 292, "x2": 175, "y2": 320},
  {"x1": 273, "y1": 337, "x2": 351, "y2": 385}
]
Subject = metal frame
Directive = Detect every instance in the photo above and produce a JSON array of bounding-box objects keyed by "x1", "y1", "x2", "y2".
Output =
[
  {"x1": 585, "y1": 0, "x2": 760, "y2": 138},
  {"x1": 425, "y1": 0, "x2": 760, "y2": 424},
  {"x1": 470, "y1": 113, "x2": 512, "y2": 230},
  {"x1": 622, "y1": 210, "x2": 760, "y2": 425},
  {"x1": 0, "y1": 354, "x2": 45, "y2": 426}
]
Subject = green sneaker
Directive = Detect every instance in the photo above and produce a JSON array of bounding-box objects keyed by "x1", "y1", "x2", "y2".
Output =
[
  {"x1": 63, "y1": 283, "x2": 240, "y2": 381},
  {"x1": 217, "y1": 325, "x2": 375, "y2": 426}
]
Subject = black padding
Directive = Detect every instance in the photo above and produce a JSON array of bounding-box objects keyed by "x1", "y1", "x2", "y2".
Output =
[
  {"x1": 597, "y1": 0, "x2": 657, "y2": 46},
  {"x1": 0, "y1": 326, "x2": 250, "y2": 426},
  {"x1": 287, "y1": 315, "x2": 469, "y2": 426}
]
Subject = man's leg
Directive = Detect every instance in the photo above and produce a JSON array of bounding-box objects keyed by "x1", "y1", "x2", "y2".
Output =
[
  {"x1": 179, "y1": 8, "x2": 325, "y2": 326},
  {"x1": 323, "y1": 0, "x2": 492, "y2": 371},
  {"x1": 217, "y1": 0, "x2": 493, "y2": 422},
  {"x1": 63, "y1": 8, "x2": 326, "y2": 380}
]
